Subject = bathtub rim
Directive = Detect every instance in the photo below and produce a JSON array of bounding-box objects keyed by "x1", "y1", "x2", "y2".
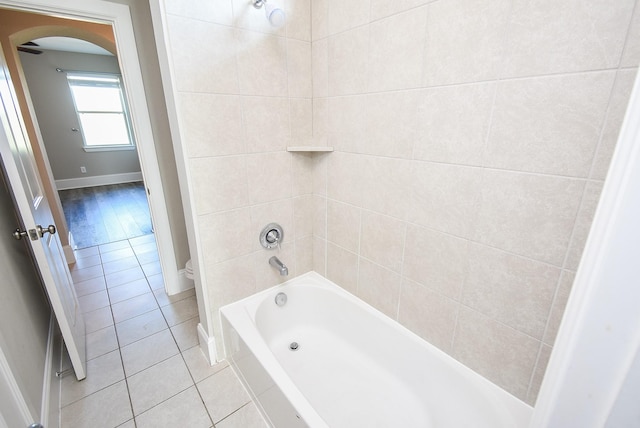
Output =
[{"x1": 220, "y1": 271, "x2": 533, "y2": 427}]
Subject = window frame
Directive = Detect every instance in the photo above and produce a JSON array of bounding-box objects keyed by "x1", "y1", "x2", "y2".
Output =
[{"x1": 66, "y1": 72, "x2": 136, "y2": 152}]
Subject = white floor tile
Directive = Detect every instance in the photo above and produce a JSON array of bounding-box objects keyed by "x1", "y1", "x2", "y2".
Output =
[
  {"x1": 161, "y1": 295, "x2": 199, "y2": 326},
  {"x1": 154, "y1": 287, "x2": 196, "y2": 307},
  {"x1": 132, "y1": 241, "x2": 158, "y2": 255},
  {"x1": 127, "y1": 354, "x2": 194, "y2": 415},
  {"x1": 108, "y1": 278, "x2": 152, "y2": 304},
  {"x1": 103, "y1": 257, "x2": 141, "y2": 275},
  {"x1": 61, "y1": 380, "x2": 132, "y2": 428},
  {"x1": 182, "y1": 347, "x2": 228, "y2": 383},
  {"x1": 86, "y1": 325, "x2": 119, "y2": 361},
  {"x1": 61, "y1": 350, "x2": 125, "y2": 406},
  {"x1": 106, "y1": 266, "x2": 146, "y2": 288},
  {"x1": 76, "y1": 246, "x2": 100, "y2": 259},
  {"x1": 74, "y1": 275, "x2": 107, "y2": 297},
  {"x1": 129, "y1": 234, "x2": 156, "y2": 247},
  {"x1": 63, "y1": 241, "x2": 266, "y2": 428},
  {"x1": 170, "y1": 317, "x2": 200, "y2": 351},
  {"x1": 83, "y1": 306, "x2": 114, "y2": 333},
  {"x1": 101, "y1": 247, "x2": 136, "y2": 264},
  {"x1": 115, "y1": 309, "x2": 168, "y2": 347},
  {"x1": 120, "y1": 329, "x2": 179, "y2": 377},
  {"x1": 197, "y1": 366, "x2": 251, "y2": 423},
  {"x1": 136, "y1": 250, "x2": 160, "y2": 265},
  {"x1": 70, "y1": 254, "x2": 102, "y2": 270},
  {"x1": 217, "y1": 402, "x2": 269, "y2": 428},
  {"x1": 79, "y1": 290, "x2": 111, "y2": 313},
  {"x1": 99, "y1": 240, "x2": 131, "y2": 254},
  {"x1": 71, "y1": 264, "x2": 104, "y2": 283},
  {"x1": 111, "y1": 292, "x2": 158, "y2": 323},
  {"x1": 141, "y1": 261, "x2": 162, "y2": 277},
  {"x1": 147, "y1": 273, "x2": 165, "y2": 290},
  {"x1": 135, "y1": 386, "x2": 212, "y2": 428}
]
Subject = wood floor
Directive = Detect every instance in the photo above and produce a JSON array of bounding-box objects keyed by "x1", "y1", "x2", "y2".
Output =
[{"x1": 58, "y1": 182, "x2": 153, "y2": 249}]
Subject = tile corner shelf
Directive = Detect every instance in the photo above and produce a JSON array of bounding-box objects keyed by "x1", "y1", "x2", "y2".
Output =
[{"x1": 286, "y1": 146, "x2": 334, "y2": 152}]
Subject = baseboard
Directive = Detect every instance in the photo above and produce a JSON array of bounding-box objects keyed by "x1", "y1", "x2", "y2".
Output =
[
  {"x1": 197, "y1": 323, "x2": 218, "y2": 365},
  {"x1": 41, "y1": 315, "x2": 61, "y2": 428},
  {"x1": 54, "y1": 172, "x2": 143, "y2": 190}
]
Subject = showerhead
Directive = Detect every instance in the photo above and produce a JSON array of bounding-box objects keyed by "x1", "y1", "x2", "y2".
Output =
[
  {"x1": 265, "y1": 3, "x2": 286, "y2": 27},
  {"x1": 252, "y1": 0, "x2": 286, "y2": 27}
]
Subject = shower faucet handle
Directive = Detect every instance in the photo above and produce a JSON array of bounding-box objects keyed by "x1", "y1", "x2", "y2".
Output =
[
  {"x1": 260, "y1": 223, "x2": 284, "y2": 250},
  {"x1": 266, "y1": 229, "x2": 279, "y2": 243},
  {"x1": 266, "y1": 229, "x2": 282, "y2": 250}
]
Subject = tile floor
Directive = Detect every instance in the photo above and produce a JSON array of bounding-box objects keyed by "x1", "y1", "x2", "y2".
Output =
[{"x1": 62, "y1": 234, "x2": 268, "y2": 428}]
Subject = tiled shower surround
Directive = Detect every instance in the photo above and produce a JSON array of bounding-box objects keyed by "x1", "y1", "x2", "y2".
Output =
[{"x1": 162, "y1": 0, "x2": 640, "y2": 404}]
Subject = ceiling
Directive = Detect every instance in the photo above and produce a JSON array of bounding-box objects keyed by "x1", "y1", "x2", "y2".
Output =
[{"x1": 31, "y1": 36, "x2": 112, "y2": 56}]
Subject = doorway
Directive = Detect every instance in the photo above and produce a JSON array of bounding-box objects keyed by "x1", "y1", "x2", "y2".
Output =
[
  {"x1": 0, "y1": 0, "x2": 192, "y2": 386},
  {"x1": 17, "y1": 35, "x2": 155, "y2": 249},
  {"x1": 0, "y1": 1, "x2": 185, "y2": 295}
]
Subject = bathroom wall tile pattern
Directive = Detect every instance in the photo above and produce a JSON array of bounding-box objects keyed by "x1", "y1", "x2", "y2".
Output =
[
  {"x1": 621, "y1": 4, "x2": 640, "y2": 68},
  {"x1": 591, "y1": 68, "x2": 639, "y2": 179},
  {"x1": 423, "y1": 0, "x2": 512, "y2": 86},
  {"x1": 502, "y1": 0, "x2": 635, "y2": 77},
  {"x1": 485, "y1": 72, "x2": 616, "y2": 177},
  {"x1": 165, "y1": 8, "x2": 317, "y2": 367},
  {"x1": 161, "y1": 0, "x2": 640, "y2": 408},
  {"x1": 306, "y1": 0, "x2": 640, "y2": 405}
]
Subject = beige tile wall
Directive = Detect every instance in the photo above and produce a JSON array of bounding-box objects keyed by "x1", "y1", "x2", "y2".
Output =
[
  {"x1": 312, "y1": 0, "x2": 640, "y2": 404},
  {"x1": 162, "y1": 0, "x2": 640, "y2": 408},
  {"x1": 163, "y1": 0, "x2": 313, "y2": 357}
]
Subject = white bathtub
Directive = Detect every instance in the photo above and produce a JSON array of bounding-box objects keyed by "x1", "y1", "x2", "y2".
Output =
[{"x1": 220, "y1": 272, "x2": 532, "y2": 427}]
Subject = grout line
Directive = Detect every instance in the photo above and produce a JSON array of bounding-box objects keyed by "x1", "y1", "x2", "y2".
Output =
[
  {"x1": 215, "y1": 400, "x2": 260, "y2": 425},
  {"x1": 321, "y1": 195, "x2": 572, "y2": 270},
  {"x1": 525, "y1": 341, "x2": 546, "y2": 404},
  {"x1": 330, "y1": 148, "x2": 603, "y2": 181},
  {"x1": 66, "y1": 227, "x2": 208, "y2": 426},
  {"x1": 394, "y1": 222, "x2": 409, "y2": 321}
]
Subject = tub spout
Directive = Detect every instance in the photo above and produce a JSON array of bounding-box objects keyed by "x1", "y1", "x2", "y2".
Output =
[{"x1": 269, "y1": 256, "x2": 288, "y2": 276}]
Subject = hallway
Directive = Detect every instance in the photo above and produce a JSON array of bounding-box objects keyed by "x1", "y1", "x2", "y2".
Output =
[{"x1": 62, "y1": 234, "x2": 267, "y2": 427}]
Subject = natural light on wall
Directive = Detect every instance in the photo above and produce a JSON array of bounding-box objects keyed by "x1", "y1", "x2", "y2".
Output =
[{"x1": 66, "y1": 73, "x2": 135, "y2": 151}]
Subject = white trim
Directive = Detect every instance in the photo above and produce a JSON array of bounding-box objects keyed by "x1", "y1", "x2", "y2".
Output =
[
  {"x1": 531, "y1": 58, "x2": 640, "y2": 426},
  {"x1": 82, "y1": 145, "x2": 136, "y2": 153},
  {"x1": 197, "y1": 323, "x2": 218, "y2": 364},
  {"x1": 54, "y1": 171, "x2": 142, "y2": 190},
  {"x1": 175, "y1": 268, "x2": 194, "y2": 294},
  {"x1": 0, "y1": 0, "x2": 181, "y2": 296},
  {"x1": 150, "y1": 0, "x2": 216, "y2": 362},
  {"x1": 39, "y1": 315, "x2": 57, "y2": 428}
]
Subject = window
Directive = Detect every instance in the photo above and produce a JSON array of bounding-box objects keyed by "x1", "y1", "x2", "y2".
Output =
[{"x1": 67, "y1": 73, "x2": 135, "y2": 151}]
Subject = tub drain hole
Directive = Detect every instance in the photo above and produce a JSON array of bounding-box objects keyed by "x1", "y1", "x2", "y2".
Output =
[{"x1": 289, "y1": 342, "x2": 299, "y2": 351}]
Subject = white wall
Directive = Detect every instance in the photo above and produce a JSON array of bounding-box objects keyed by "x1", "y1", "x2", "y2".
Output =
[{"x1": 19, "y1": 49, "x2": 142, "y2": 181}]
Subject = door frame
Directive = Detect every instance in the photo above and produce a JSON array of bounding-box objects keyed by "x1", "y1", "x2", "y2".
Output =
[{"x1": 0, "y1": 0, "x2": 182, "y2": 294}]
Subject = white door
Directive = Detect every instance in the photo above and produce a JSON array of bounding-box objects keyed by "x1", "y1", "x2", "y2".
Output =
[{"x1": 0, "y1": 47, "x2": 86, "y2": 380}]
